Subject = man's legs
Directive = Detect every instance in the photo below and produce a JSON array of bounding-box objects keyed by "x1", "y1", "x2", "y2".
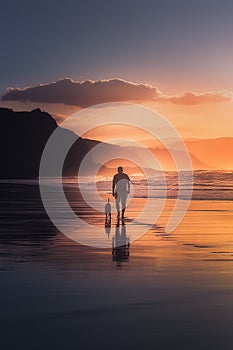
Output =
[
  {"x1": 121, "y1": 196, "x2": 127, "y2": 218},
  {"x1": 115, "y1": 196, "x2": 120, "y2": 218}
]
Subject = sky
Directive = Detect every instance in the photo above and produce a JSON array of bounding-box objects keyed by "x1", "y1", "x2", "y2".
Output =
[{"x1": 1, "y1": 0, "x2": 233, "y2": 139}]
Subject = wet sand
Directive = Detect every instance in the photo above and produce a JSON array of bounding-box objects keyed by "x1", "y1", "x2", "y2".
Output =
[{"x1": 0, "y1": 183, "x2": 233, "y2": 349}]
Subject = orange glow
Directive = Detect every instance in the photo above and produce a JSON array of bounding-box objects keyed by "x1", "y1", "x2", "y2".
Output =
[
  {"x1": 2, "y1": 88, "x2": 233, "y2": 169},
  {"x1": 82, "y1": 124, "x2": 156, "y2": 143},
  {"x1": 97, "y1": 158, "x2": 146, "y2": 177}
]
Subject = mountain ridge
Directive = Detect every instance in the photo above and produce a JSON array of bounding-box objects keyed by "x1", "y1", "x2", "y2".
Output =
[{"x1": 0, "y1": 107, "x2": 217, "y2": 178}]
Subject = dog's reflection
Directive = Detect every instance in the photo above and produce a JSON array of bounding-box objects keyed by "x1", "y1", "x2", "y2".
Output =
[{"x1": 105, "y1": 198, "x2": 112, "y2": 238}]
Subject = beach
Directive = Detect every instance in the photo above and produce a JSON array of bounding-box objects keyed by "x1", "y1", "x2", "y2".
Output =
[
  {"x1": 2, "y1": 1, "x2": 233, "y2": 348},
  {"x1": 0, "y1": 176, "x2": 233, "y2": 349}
]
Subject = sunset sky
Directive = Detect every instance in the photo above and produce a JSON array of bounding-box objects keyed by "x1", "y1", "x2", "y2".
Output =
[{"x1": 1, "y1": 0, "x2": 233, "y2": 140}]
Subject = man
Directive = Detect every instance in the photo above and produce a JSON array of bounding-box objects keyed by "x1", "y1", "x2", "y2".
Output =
[{"x1": 112, "y1": 166, "x2": 130, "y2": 219}]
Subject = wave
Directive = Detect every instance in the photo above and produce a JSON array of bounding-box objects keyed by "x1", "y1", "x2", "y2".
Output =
[{"x1": 1, "y1": 170, "x2": 233, "y2": 201}]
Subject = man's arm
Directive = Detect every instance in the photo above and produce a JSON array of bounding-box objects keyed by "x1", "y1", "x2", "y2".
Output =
[{"x1": 112, "y1": 176, "x2": 116, "y2": 197}]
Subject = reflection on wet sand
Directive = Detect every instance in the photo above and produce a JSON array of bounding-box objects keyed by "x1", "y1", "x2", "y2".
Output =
[
  {"x1": 112, "y1": 219, "x2": 130, "y2": 267},
  {"x1": 1, "y1": 182, "x2": 233, "y2": 350},
  {"x1": 1, "y1": 182, "x2": 233, "y2": 271}
]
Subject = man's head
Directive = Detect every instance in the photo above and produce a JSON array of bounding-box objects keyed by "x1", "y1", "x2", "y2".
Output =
[{"x1": 118, "y1": 166, "x2": 123, "y2": 173}]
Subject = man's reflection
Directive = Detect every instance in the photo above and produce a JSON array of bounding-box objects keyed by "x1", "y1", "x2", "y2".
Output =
[{"x1": 112, "y1": 219, "x2": 130, "y2": 266}]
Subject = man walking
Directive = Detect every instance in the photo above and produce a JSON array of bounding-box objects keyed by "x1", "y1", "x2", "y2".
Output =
[{"x1": 112, "y1": 166, "x2": 130, "y2": 219}]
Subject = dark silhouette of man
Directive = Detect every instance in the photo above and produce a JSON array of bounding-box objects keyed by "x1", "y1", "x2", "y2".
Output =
[{"x1": 112, "y1": 166, "x2": 130, "y2": 219}]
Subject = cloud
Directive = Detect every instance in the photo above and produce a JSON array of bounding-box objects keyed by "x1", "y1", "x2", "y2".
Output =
[
  {"x1": 2, "y1": 78, "x2": 232, "y2": 107},
  {"x1": 1, "y1": 78, "x2": 160, "y2": 107},
  {"x1": 158, "y1": 91, "x2": 233, "y2": 105}
]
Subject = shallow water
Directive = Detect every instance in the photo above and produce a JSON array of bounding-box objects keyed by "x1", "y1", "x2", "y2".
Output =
[{"x1": 0, "y1": 177, "x2": 233, "y2": 349}]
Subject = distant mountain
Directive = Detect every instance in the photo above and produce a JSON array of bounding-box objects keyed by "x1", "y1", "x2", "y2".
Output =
[
  {"x1": 185, "y1": 138, "x2": 233, "y2": 169},
  {"x1": 86, "y1": 143, "x2": 210, "y2": 172},
  {"x1": 0, "y1": 108, "x2": 99, "y2": 178},
  {"x1": 140, "y1": 137, "x2": 233, "y2": 170},
  {"x1": 140, "y1": 137, "x2": 202, "y2": 148},
  {"x1": 148, "y1": 147, "x2": 211, "y2": 170},
  {"x1": 170, "y1": 138, "x2": 233, "y2": 170},
  {"x1": 0, "y1": 107, "x2": 213, "y2": 179}
]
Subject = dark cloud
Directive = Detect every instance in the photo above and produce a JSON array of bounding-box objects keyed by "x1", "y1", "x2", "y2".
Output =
[
  {"x1": 1, "y1": 78, "x2": 160, "y2": 107},
  {"x1": 2, "y1": 78, "x2": 232, "y2": 107}
]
